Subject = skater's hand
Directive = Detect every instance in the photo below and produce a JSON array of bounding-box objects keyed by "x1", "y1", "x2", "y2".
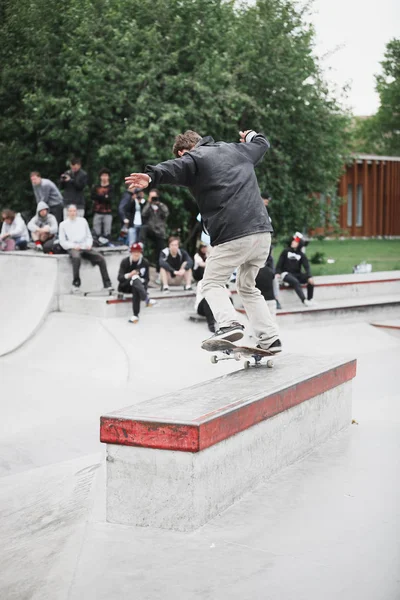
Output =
[
  {"x1": 239, "y1": 130, "x2": 252, "y2": 143},
  {"x1": 129, "y1": 270, "x2": 138, "y2": 277},
  {"x1": 125, "y1": 173, "x2": 151, "y2": 190},
  {"x1": 124, "y1": 219, "x2": 129, "y2": 225}
]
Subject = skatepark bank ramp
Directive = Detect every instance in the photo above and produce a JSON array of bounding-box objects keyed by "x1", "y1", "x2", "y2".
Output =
[{"x1": 0, "y1": 253, "x2": 58, "y2": 356}]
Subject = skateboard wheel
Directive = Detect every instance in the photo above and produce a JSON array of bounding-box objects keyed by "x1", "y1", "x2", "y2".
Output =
[
  {"x1": 211, "y1": 355, "x2": 218, "y2": 364},
  {"x1": 234, "y1": 352, "x2": 242, "y2": 361},
  {"x1": 244, "y1": 360, "x2": 251, "y2": 370},
  {"x1": 267, "y1": 359, "x2": 274, "y2": 368}
]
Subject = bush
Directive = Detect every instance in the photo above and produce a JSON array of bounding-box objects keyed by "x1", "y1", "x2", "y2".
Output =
[{"x1": 310, "y1": 251, "x2": 325, "y2": 264}]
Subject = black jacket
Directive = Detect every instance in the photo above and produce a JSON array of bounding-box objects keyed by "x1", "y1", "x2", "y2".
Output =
[
  {"x1": 255, "y1": 264, "x2": 275, "y2": 301},
  {"x1": 276, "y1": 247, "x2": 311, "y2": 277},
  {"x1": 159, "y1": 248, "x2": 193, "y2": 274},
  {"x1": 60, "y1": 169, "x2": 88, "y2": 207},
  {"x1": 124, "y1": 196, "x2": 146, "y2": 228},
  {"x1": 117, "y1": 255, "x2": 150, "y2": 287},
  {"x1": 91, "y1": 184, "x2": 113, "y2": 214},
  {"x1": 145, "y1": 133, "x2": 273, "y2": 246},
  {"x1": 141, "y1": 201, "x2": 169, "y2": 237}
]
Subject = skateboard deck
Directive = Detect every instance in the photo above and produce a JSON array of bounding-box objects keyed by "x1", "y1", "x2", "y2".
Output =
[
  {"x1": 79, "y1": 289, "x2": 115, "y2": 297},
  {"x1": 202, "y1": 339, "x2": 277, "y2": 369}
]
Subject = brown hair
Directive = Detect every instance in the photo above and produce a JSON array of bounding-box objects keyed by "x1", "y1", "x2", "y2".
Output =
[
  {"x1": 172, "y1": 130, "x2": 202, "y2": 157},
  {"x1": 30, "y1": 171, "x2": 41, "y2": 177},
  {"x1": 2, "y1": 209, "x2": 15, "y2": 220},
  {"x1": 168, "y1": 236, "x2": 180, "y2": 246}
]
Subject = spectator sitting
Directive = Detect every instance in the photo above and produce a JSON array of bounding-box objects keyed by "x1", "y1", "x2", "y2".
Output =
[
  {"x1": 159, "y1": 236, "x2": 193, "y2": 292},
  {"x1": 255, "y1": 258, "x2": 277, "y2": 322},
  {"x1": 195, "y1": 279, "x2": 216, "y2": 332},
  {"x1": 59, "y1": 204, "x2": 112, "y2": 292},
  {"x1": 276, "y1": 234, "x2": 315, "y2": 306},
  {"x1": 117, "y1": 242, "x2": 156, "y2": 324},
  {"x1": 141, "y1": 189, "x2": 169, "y2": 277},
  {"x1": 30, "y1": 171, "x2": 64, "y2": 224},
  {"x1": 193, "y1": 242, "x2": 209, "y2": 282},
  {"x1": 123, "y1": 188, "x2": 146, "y2": 246},
  {"x1": 60, "y1": 157, "x2": 88, "y2": 218},
  {"x1": 0, "y1": 209, "x2": 29, "y2": 251},
  {"x1": 27, "y1": 201, "x2": 58, "y2": 252},
  {"x1": 91, "y1": 168, "x2": 113, "y2": 238}
]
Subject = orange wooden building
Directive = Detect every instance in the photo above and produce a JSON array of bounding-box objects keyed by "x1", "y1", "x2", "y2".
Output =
[
  {"x1": 338, "y1": 154, "x2": 400, "y2": 236},
  {"x1": 320, "y1": 154, "x2": 400, "y2": 236}
]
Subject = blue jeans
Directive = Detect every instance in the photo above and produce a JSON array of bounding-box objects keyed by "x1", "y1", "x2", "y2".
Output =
[{"x1": 128, "y1": 226, "x2": 142, "y2": 246}]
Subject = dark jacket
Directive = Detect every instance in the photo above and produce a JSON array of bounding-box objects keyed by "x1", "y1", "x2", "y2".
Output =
[
  {"x1": 145, "y1": 133, "x2": 273, "y2": 246},
  {"x1": 141, "y1": 201, "x2": 169, "y2": 237},
  {"x1": 91, "y1": 183, "x2": 113, "y2": 214},
  {"x1": 60, "y1": 168, "x2": 88, "y2": 208},
  {"x1": 276, "y1": 247, "x2": 311, "y2": 277},
  {"x1": 124, "y1": 196, "x2": 146, "y2": 228},
  {"x1": 117, "y1": 255, "x2": 150, "y2": 288},
  {"x1": 159, "y1": 247, "x2": 193, "y2": 274},
  {"x1": 118, "y1": 191, "x2": 132, "y2": 223}
]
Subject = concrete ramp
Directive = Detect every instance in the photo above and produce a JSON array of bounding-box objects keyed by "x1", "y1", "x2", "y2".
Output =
[{"x1": 0, "y1": 254, "x2": 57, "y2": 356}]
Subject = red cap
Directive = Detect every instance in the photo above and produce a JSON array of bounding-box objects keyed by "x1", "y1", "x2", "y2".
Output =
[
  {"x1": 130, "y1": 242, "x2": 143, "y2": 253},
  {"x1": 293, "y1": 236, "x2": 301, "y2": 243}
]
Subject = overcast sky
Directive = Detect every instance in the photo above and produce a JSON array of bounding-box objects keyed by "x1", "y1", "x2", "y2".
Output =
[{"x1": 307, "y1": 0, "x2": 399, "y2": 115}]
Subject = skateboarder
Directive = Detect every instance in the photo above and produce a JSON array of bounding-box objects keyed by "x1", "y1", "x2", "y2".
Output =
[{"x1": 125, "y1": 129, "x2": 281, "y2": 353}]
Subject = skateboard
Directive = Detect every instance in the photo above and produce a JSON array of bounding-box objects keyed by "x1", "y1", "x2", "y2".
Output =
[
  {"x1": 188, "y1": 312, "x2": 207, "y2": 323},
  {"x1": 202, "y1": 339, "x2": 276, "y2": 369},
  {"x1": 79, "y1": 289, "x2": 115, "y2": 297}
]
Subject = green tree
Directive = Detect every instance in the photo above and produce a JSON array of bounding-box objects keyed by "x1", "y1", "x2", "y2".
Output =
[
  {"x1": 354, "y1": 38, "x2": 400, "y2": 156},
  {"x1": 0, "y1": 0, "x2": 351, "y2": 239}
]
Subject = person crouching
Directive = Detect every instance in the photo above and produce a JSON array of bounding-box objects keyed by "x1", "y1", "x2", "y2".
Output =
[{"x1": 117, "y1": 242, "x2": 156, "y2": 324}]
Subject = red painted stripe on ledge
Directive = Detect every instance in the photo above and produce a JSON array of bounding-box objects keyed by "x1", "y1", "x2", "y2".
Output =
[
  {"x1": 279, "y1": 277, "x2": 400, "y2": 291},
  {"x1": 100, "y1": 360, "x2": 356, "y2": 453}
]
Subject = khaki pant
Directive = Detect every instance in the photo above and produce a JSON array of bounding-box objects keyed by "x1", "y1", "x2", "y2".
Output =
[{"x1": 202, "y1": 232, "x2": 279, "y2": 345}]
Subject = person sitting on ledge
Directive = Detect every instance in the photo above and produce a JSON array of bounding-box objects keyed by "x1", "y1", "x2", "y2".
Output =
[
  {"x1": 59, "y1": 204, "x2": 113, "y2": 292},
  {"x1": 193, "y1": 242, "x2": 209, "y2": 282},
  {"x1": 117, "y1": 242, "x2": 156, "y2": 324},
  {"x1": 159, "y1": 236, "x2": 193, "y2": 292},
  {"x1": 27, "y1": 201, "x2": 58, "y2": 252},
  {"x1": 255, "y1": 256, "x2": 278, "y2": 321},
  {"x1": 0, "y1": 209, "x2": 29, "y2": 251},
  {"x1": 275, "y1": 233, "x2": 315, "y2": 306}
]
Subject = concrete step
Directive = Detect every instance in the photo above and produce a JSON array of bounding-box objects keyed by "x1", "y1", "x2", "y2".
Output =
[
  {"x1": 276, "y1": 270, "x2": 400, "y2": 309},
  {"x1": 59, "y1": 289, "x2": 196, "y2": 318},
  {"x1": 274, "y1": 294, "x2": 400, "y2": 325}
]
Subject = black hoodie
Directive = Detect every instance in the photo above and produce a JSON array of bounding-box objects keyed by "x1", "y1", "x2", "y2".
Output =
[{"x1": 276, "y1": 246, "x2": 311, "y2": 277}]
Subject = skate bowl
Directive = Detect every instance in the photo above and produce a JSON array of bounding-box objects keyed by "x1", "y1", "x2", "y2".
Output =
[
  {"x1": 101, "y1": 353, "x2": 357, "y2": 532},
  {"x1": 0, "y1": 253, "x2": 58, "y2": 356}
]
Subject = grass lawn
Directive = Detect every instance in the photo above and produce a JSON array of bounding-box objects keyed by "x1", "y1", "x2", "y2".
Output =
[{"x1": 272, "y1": 239, "x2": 400, "y2": 276}]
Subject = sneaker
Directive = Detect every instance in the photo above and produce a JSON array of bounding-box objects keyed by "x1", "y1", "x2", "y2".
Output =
[
  {"x1": 146, "y1": 298, "x2": 157, "y2": 307},
  {"x1": 128, "y1": 315, "x2": 139, "y2": 324},
  {"x1": 303, "y1": 299, "x2": 311, "y2": 307},
  {"x1": 206, "y1": 322, "x2": 244, "y2": 343},
  {"x1": 155, "y1": 275, "x2": 161, "y2": 285},
  {"x1": 306, "y1": 298, "x2": 316, "y2": 306},
  {"x1": 72, "y1": 278, "x2": 81, "y2": 289},
  {"x1": 276, "y1": 300, "x2": 282, "y2": 310},
  {"x1": 184, "y1": 285, "x2": 193, "y2": 291},
  {"x1": 258, "y1": 339, "x2": 282, "y2": 354},
  {"x1": 35, "y1": 243, "x2": 43, "y2": 252},
  {"x1": 162, "y1": 286, "x2": 170, "y2": 293}
]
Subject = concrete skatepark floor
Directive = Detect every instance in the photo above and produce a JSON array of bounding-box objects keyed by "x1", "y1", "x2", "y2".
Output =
[{"x1": 0, "y1": 308, "x2": 399, "y2": 600}]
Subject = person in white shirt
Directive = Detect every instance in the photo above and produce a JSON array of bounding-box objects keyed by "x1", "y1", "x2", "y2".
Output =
[
  {"x1": 0, "y1": 209, "x2": 29, "y2": 251},
  {"x1": 59, "y1": 204, "x2": 112, "y2": 291}
]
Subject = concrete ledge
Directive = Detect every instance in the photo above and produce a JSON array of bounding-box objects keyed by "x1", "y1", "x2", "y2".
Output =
[{"x1": 101, "y1": 354, "x2": 356, "y2": 531}]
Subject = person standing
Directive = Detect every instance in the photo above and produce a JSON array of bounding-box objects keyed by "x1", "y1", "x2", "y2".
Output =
[
  {"x1": 141, "y1": 189, "x2": 169, "y2": 275},
  {"x1": 30, "y1": 171, "x2": 64, "y2": 224},
  {"x1": 117, "y1": 242, "x2": 156, "y2": 324},
  {"x1": 60, "y1": 158, "x2": 88, "y2": 218},
  {"x1": 123, "y1": 188, "x2": 146, "y2": 246},
  {"x1": 91, "y1": 168, "x2": 113, "y2": 238},
  {"x1": 59, "y1": 204, "x2": 112, "y2": 291},
  {"x1": 125, "y1": 129, "x2": 281, "y2": 353}
]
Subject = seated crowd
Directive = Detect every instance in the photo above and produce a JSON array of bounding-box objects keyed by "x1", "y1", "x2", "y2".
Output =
[{"x1": 0, "y1": 162, "x2": 315, "y2": 325}]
